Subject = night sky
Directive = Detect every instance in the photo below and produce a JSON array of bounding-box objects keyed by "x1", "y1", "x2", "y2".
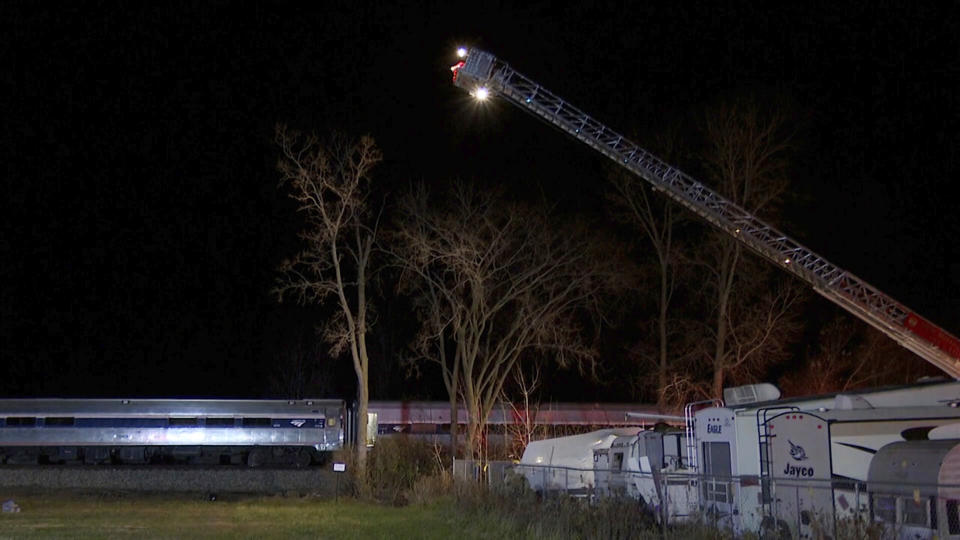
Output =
[{"x1": 3, "y1": 2, "x2": 959, "y2": 400}]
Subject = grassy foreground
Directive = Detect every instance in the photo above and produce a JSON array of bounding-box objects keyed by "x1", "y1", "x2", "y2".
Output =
[{"x1": 0, "y1": 492, "x2": 518, "y2": 539}]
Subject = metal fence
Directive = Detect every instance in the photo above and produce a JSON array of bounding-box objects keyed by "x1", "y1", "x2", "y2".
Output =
[
  {"x1": 453, "y1": 461, "x2": 960, "y2": 539},
  {"x1": 452, "y1": 459, "x2": 514, "y2": 485}
]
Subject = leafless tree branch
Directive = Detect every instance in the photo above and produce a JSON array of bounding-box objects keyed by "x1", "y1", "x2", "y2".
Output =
[{"x1": 273, "y1": 126, "x2": 382, "y2": 479}]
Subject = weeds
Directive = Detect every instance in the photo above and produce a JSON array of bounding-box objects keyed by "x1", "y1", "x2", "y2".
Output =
[
  {"x1": 344, "y1": 437, "x2": 807, "y2": 539},
  {"x1": 366, "y1": 437, "x2": 446, "y2": 504}
]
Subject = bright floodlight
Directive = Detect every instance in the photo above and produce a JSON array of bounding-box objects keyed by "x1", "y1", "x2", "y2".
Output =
[
  {"x1": 456, "y1": 47, "x2": 468, "y2": 58},
  {"x1": 474, "y1": 87, "x2": 490, "y2": 100}
]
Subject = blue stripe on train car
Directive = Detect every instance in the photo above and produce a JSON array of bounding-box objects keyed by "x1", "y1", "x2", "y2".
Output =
[{"x1": 271, "y1": 419, "x2": 326, "y2": 428}]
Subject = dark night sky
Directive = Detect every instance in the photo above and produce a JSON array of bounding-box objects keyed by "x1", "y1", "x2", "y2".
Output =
[{"x1": 2, "y1": 2, "x2": 959, "y2": 400}]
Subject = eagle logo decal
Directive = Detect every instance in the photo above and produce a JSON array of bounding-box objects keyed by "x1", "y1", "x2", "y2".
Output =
[{"x1": 788, "y1": 440, "x2": 808, "y2": 461}]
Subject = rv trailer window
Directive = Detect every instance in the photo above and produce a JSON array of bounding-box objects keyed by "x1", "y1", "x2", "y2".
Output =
[
  {"x1": 874, "y1": 496, "x2": 896, "y2": 523},
  {"x1": 5, "y1": 417, "x2": 36, "y2": 426},
  {"x1": 947, "y1": 500, "x2": 960, "y2": 534},
  {"x1": 703, "y1": 441, "x2": 732, "y2": 476},
  {"x1": 702, "y1": 441, "x2": 732, "y2": 504},
  {"x1": 903, "y1": 498, "x2": 929, "y2": 527}
]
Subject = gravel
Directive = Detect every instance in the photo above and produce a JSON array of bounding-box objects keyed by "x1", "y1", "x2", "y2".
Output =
[{"x1": 0, "y1": 466, "x2": 341, "y2": 496}]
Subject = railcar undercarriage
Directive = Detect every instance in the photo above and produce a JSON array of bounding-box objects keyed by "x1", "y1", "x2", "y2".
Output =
[{"x1": 0, "y1": 445, "x2": 327, "y2": 467}]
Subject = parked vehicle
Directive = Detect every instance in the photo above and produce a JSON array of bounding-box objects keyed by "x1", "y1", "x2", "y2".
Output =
[
  {"x1": 0, "y1": 398, "x2": 344, "y2": 467},
  {"x1": 517, "y1": 428, "x2": 637, "y2": 495},
  {"x1": 511, "y1": 380, "x2": 960, "y2": 537}
]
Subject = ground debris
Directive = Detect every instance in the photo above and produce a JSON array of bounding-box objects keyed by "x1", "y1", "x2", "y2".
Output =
[{"x1": 2, "y1": 499, "x2": 21, "y2": 513}]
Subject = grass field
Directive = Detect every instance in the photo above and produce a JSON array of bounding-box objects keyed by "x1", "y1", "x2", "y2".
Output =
[{"x1": 0, "y1": 491, "x2": 520, "y2": 539}]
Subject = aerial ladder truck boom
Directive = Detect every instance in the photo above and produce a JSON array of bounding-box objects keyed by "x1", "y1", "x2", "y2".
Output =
[{"x1": 451, "y1": 47, "x2": 960, "y2": 378}]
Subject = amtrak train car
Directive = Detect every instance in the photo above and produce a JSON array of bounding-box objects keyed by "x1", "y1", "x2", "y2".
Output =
[
  {"x1": 368, "y1": 401, "x2": 666, "y2": 438},
  {"x1": 0, "y1": 398, "x2": 345, "y2": 466}
]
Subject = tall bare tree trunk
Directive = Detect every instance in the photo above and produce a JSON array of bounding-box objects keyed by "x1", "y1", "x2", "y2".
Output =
[
  {"x1": 351, "y1": 236, "x2": 372, "y2": 482},
  {"x1": 658, "y1": 263, "x2": 669, "y2": 406},
  {"x1": 274, "y1": 128, "x2": 382, "y2": 488},
  {"x1": 698, "y1": 99, "x2": 796, "y2": 398},
  {"x1": 608, "y1": 160, "x2": 681, "y2": 409},
  {"x1": 356, "y1": 381, "x2": 368, "y2": 472},
  {"x1": 711, "y1": 240, "x2": 738, "y2": 398},
  {"x1": 448, "y1": 395, "x2": 459, "y2": 460},
  {"x1": 464, "y1": 388, "x2": 481, "y2": 459}
]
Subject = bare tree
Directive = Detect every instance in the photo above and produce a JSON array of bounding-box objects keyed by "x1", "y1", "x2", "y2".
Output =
[
  {"x1": 779, "y1": 316, "x2": 939, "y2": 396},
  {"x1": 393, "y1": 182, "x2": 623, "y2": 458},
  {"x1": 405, "y1": 275, "x2": 463, "y2": 458},
  {"x1": 718, "y1": 276, "x2": 804, "y2": 384},
  {"x1": 273, "y1": 126, "x2": 382, "y2": 476},
  {"x1": 698, "y1": 98, "x2": 801, "y2": 397},
  {"x1": 503, "y1": 365, "x2": 543, "y2": 460},
  {"x1": 268, "y1": 337, "x2": 330, "y2": 399},
  {"x1": 608, "y1": 127, "x2": 689, "y2": 409},
  {"x1": 627, "y1": 317, "x2": 711, "y2": 408}
]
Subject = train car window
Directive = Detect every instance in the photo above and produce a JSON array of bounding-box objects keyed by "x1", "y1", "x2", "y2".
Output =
[
  {"x1": 169, "y1": 417, "x2": 199, "y2": 426},
  {"x1": 410, "y1": 423, "x2": 438, "y2": 434},
  {"x1": 205, "y1": 417, "x2": 236, "y2": 427},
  {"x1": 44, "y1": 417, "x2": 75, "y2": 426},
  {"x1": 5, "y1": 417, "x2": 36, "y2": 426},
  {"x1": 242, "y1": 417, "x2": 272, "y2": 427}
]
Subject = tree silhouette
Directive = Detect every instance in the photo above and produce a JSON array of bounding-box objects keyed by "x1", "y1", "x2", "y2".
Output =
[{"x1": 274, "y1": 127, "x2": 381, "y2": 479}]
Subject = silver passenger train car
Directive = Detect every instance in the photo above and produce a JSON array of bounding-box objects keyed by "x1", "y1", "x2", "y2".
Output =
[{"x1": 0, "y1": 398, "x2": 345, "y2": 467}]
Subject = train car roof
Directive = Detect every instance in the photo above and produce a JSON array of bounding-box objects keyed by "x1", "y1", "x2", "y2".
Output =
[
  {"x1": 368, "y1": 401, "x2": 669, "y2": 425},
  {"x1": 0, "y1": 398, "x2": 342, "y2": 417}
]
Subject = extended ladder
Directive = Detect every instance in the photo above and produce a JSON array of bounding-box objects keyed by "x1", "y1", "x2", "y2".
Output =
[{"x1": 451, "y1": 48, "x2": 960, "y2": 378}]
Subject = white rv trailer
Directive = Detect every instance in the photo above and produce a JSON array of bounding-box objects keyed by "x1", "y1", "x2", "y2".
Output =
[
  {"x1": 518, "y1": 428, "x2": 637, "y2": 495},
  {"x1": 592, "y1": 428, "x2": 701, "y2": 524},
  {"x1": 764, "y1": 407, "x2": 960, "y2": 538},
  {"x1": 866, "y1": 439, "x2": 960, "y2": 540},
  {"x1": 693, "y1": 379, "x2": 960, "y2": 535},
  {"x1": 593, "y1": 430, "x2": 689, "y2": 498},
  {"x1": 512, "y1": 380, "x2": 960, "y2": 534}
]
